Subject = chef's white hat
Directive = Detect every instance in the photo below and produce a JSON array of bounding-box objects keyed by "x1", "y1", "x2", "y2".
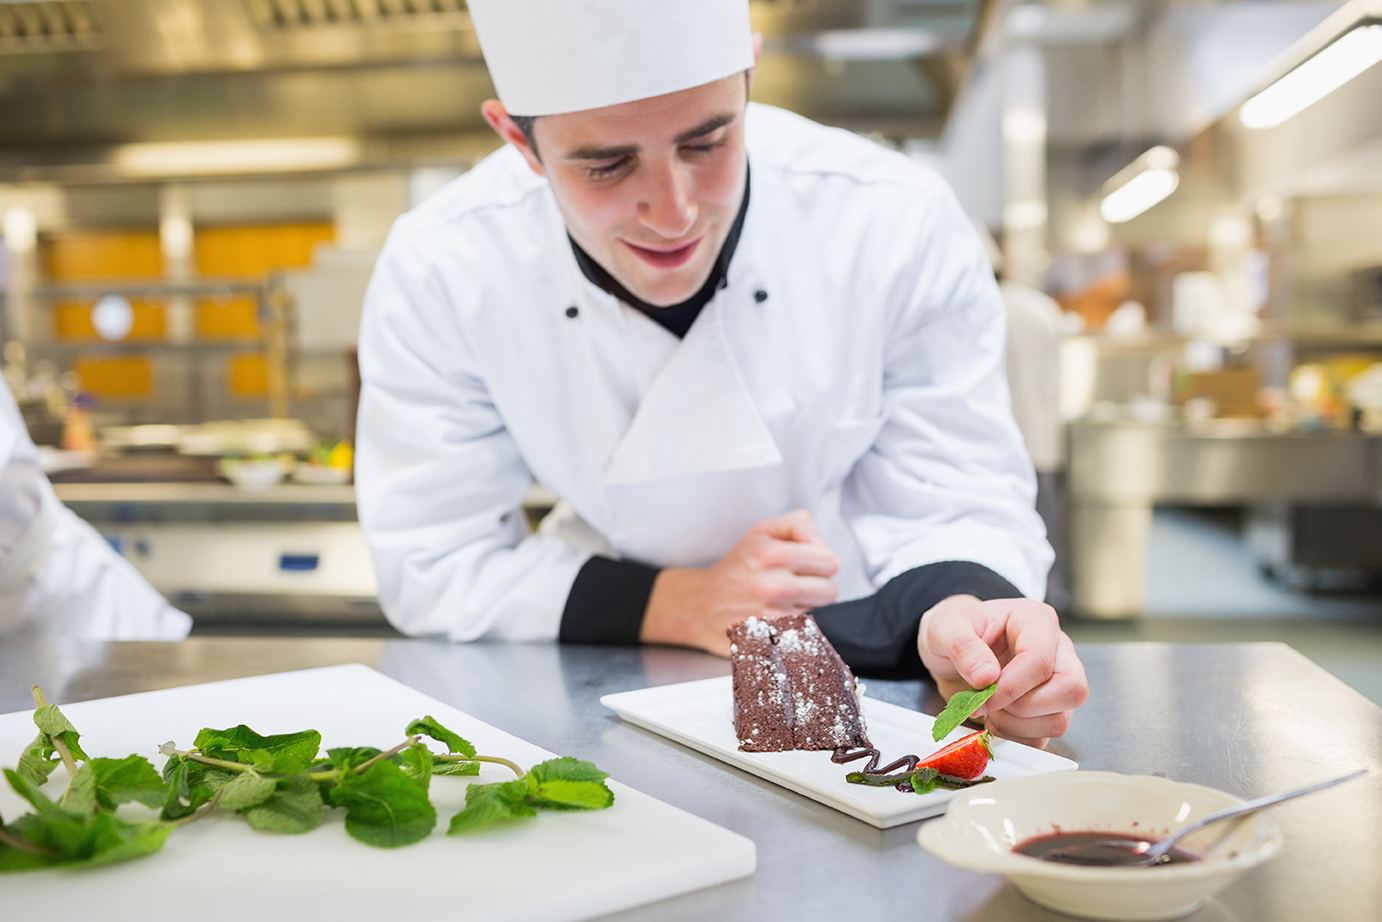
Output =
[{"x1": 468, "y1": 0, "x2": 755, "y2": 116}]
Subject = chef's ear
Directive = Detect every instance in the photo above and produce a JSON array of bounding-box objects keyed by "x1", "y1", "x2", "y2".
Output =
[
  {"x1": 745, "y1": 33, "x2": 763, "y2": 97},
  {"x1": 481, "y1": 100, "x2": 545, "y2": 177}
]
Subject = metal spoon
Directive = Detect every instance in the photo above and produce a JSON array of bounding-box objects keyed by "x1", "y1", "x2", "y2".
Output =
[{"x1": 1051, "y1": 768, "x2": 1367, "y2": 867}]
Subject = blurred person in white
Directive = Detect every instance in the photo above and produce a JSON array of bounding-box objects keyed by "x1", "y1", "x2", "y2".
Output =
[
  {"x1": 0, "y1": 382, "x2": 190, "y2": 640},
  {"x1": 357, "y1": 0, "x2": 1087, "y2": 745},
  {"x1": 976, "y1": 223, "x2": 1068, "y2": 610}
]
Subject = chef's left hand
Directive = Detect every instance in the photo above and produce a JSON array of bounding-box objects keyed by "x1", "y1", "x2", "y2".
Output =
[{"x1": 917, "y1": 595, "x2": 1088, "y2": 749}]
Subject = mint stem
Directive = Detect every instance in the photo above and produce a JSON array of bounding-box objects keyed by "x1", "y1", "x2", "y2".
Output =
[
  {"x1": 0, "y1": 825, "x2": 60, "y2": 857},
  {"x1": 437, "y1": 753, "x2": 524, "y2": 779},
  {"x1": 30, "y1": 685, "x2": 79, "y2": 778},
  {"x1": 159, "y1": 744, "x2": 254, "y2": 775},
  {"x1": 349, "y1": 736, "x2": 418, "y2": 776},
  {"x1": 170, "y1": 785, "x2": 226, "y2": 827}
]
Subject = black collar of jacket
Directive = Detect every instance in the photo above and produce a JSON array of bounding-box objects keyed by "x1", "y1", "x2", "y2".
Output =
[{"x1": 568, "y1": 163, "x2": 751, "y2": 338}]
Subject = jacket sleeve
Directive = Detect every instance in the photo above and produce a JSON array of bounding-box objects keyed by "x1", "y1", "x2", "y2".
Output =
[
  {"x1": 840, "y1": 181, "x2": 1053, "y2": 600},
  {"x1": 355, "y1": 221, "x2": 590, "y2": 642},
  {"x1": 0, "y1": 388, "x2": 189, "y2": 641}
]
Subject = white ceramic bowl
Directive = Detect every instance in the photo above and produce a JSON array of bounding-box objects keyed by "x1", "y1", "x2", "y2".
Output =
[
  {"x1": 218, "y1": 458, "x2": 287, "y2": 492},
  {"x1": 918, "y1": 772, "x2": 1283, "y2": 921}
]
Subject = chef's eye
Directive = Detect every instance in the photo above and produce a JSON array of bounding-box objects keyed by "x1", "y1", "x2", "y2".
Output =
[
  {"x1": 586, "y1": 157, "x2": 631, "y2": 179},
  {"x1": 682, "y1": 139, "x2": 727, "y2": 157}
]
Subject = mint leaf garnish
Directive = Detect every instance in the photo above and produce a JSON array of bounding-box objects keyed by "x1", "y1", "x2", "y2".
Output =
[
  {"x1": 400, "y1": 743, "x2": 434, "y2": 792},
  {"x1": 216, "y1": 771, "x2": 277, "y2": 812},
  {"x1": 406, "y1": 716, "x2": 476, "y2": 758},
  {"x1": 194, "y1": 726, "x2": 321, "y2": 766},
  {"x1": 525, "y1": 758, "x2": 614, "y2": 811},
  {"x1": 33, "y1": 705, "x2": 90, "y2": 762},
  {"x1": 16, "y1": 733, "x2": 61, "y2": 787},
  {"x1": 328, "y1": 759, "x2": 436, "y2": 848},
  {"x1": 242, "y1": 775, "x2": 322, "y2": 835},
  {"x1": 58, "y1": 762, "x2": 99, "y2": 820},
  {"x1": 931, "y1": 682, "x2": 997, "y2": 742},
  {"x1": 91, "y1": 756, "x2": 167, "y2": 810},
  {"x1": 448, "y1": 781, "x2": 536, "y2": 835}
]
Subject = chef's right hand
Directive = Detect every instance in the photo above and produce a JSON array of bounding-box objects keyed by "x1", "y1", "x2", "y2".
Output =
[{"x1": 639, "y1": 510, "x2": 840, "y2": 656}]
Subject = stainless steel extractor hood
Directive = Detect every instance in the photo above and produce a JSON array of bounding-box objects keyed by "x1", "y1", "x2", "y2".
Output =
[{"x1": 0, "y1": 0, "x2": 988, "y2": 181}]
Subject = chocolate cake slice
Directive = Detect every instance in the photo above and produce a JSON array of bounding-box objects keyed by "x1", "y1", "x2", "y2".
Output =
[{"x1": 728, "y1": 613, "x2": 870, "y2": 752}]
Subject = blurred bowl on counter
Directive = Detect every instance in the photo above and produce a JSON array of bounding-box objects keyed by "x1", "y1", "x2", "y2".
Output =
[{"x1": 217, "y1": 456, "x2": 290, "y2": 491}]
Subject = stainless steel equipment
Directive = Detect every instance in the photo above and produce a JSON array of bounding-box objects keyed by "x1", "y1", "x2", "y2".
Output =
[{"x1": 1068, "y1": 419, "x2": 1382, "y2": 617}]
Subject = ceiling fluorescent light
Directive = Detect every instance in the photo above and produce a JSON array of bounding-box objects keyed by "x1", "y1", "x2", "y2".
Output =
[
  {"x1": 1240, "y1": 24, "x2": 1382, "y2": 129},
  {"x1": 1100, "y1": 146, "x2": 1180, "y2": 224},
  {"x1": 114, "y1": 137, "x2": 360, "y2": 177},
  {"x1": 812, "y1": 29, "x2": 943, "y2": 61}
]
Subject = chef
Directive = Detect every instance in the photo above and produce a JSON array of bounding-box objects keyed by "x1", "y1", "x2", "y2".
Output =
[
  {"x1": 0, "y1": 382, "x2": 190, "y2": 640},
  {"x1": 356, "y1": 0, "x2": 1087, "y2": 745}
]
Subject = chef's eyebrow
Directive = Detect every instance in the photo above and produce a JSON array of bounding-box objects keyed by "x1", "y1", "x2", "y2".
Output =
[
  {"x1": 562, "y1": 112, "x2": 739, "y2": 161},
  {"x1": 673, "y1": 112, "x2": 738, "y2": 145}
]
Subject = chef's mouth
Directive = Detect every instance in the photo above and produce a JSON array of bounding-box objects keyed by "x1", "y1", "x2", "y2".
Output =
[{"x1": 621, "y1": 236, "x2": 702, "y2": 270}]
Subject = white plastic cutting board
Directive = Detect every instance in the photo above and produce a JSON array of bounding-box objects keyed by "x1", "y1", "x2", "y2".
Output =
[
  {"x1": 601, "y1": 676, "x2": 1078, "y2": 828},
  {"x1": 0, "y1": 665, "x2": 755, "y2": 919}
]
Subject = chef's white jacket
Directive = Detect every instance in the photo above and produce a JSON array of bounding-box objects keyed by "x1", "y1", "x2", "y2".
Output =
[
  {"x1": 356, "y1": 103, "x2": 1051, "y2": 642},
  {"x1": 0, "y1": 384, "x2": 191, "y2": 640}
]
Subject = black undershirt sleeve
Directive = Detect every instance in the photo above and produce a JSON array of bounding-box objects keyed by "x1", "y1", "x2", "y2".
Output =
[
  {"x1": 810, "y1": 561, "x2": 1022, "y2": 680},
  {"x1": 558, "y1": 556, "x2": 660, "y2": 645}
]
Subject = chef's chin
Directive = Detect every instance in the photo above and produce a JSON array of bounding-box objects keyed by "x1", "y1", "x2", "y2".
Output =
[{"x1": 613, "y1": 253, "x2": 716, "y2": 308}]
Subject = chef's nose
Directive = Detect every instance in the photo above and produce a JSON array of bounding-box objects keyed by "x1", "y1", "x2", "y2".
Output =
[{"x1": 637, "y1": 160, "x2": 697, "y2": 240}]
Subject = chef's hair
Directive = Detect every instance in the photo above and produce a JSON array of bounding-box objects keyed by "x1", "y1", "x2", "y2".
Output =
[{"x1": 509, "y1": 115, "x2": 539, "y2": 156}]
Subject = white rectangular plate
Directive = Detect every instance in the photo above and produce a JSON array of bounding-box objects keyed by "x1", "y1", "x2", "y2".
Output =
[
  {"x1": 601, "y1": 676, "x2": 1077, "y2": 829},
  {"x1": 0, "y1": 665, "x2": 755, "y2": 920}
]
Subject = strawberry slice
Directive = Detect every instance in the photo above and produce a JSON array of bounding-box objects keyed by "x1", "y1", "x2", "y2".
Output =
[{"x1": 916, "y1": 729, "x2": 993, "y2": 781}]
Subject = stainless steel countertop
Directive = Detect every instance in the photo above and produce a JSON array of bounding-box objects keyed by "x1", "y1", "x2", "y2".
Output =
[{"x1": 2, "y1": 638, "x2": 1379, "y2": 921}]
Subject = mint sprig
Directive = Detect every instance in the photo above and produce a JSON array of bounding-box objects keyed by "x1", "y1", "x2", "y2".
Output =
[
  {"x1": 0, "y1": 685, "x2": 615, "y2": 873},
  {"x1": 931, "y1": 682, "x2": 997, "y2": 741}
]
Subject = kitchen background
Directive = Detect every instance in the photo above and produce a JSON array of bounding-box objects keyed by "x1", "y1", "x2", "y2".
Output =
[{"x1": 1, "y1": 0, "x2": 1379, "y2": 699}]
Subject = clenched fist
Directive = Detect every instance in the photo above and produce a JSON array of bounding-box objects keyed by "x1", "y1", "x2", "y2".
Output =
[{"x1": 639, "y1": 509, "x2": 839, "y2": 655}]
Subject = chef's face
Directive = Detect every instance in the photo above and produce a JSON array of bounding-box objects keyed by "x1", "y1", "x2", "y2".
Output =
[{"x1": 483, "y1": 75, "x2": 750, "y2": 308}]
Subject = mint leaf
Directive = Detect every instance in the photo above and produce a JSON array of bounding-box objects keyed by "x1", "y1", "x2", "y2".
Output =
[
  {"x1": 844, "y1": 770, "x2": 911, "y2": 787},
  {"x1": 33, "y1": 704, "x2": 89, "y2": 762},
  {"x1": 159, "y1": 759, "x2": 218, "y2": 821},
  {"x1": 0, "y1": 808, "x2": 172, "y2": 872},
  {"x1": 194, "y1": 726, "x2": 321, "y2": 766},
  {"x1": 324, "y1": 747, "x2": 382, "y2": 773},
  {"x1": 81, "y1": 812, "x2": 173, "y2": 868},
  {"x1": 405, "y1": 716, "x2": 476, "y2": 758},
  {"x1": 329, "y1": 759, "x2": 435, "y2": 848},
  {"x1": 525, "y1": 758, "x2": 613, "y2": 811},
  {"x1": 931, "y1": 683, "x2": 997, "y2": 742},
  {"x1": 59, "y1": 762, "x2": 99, "y2": 820},
  {"x1": 910, "y1": 766, "x2": 939, "y2": 795},
  {"x1": 217, "y1": 771, "x2": 277, "y2": 811},
  {"x1": 4, "y1": 769, "x2": 98, "y2": 857},
  {"x1": 447, "y1": 781, "x2": 535, "y2": 835},
  {"x1": 400, "y1": 743, "x2": 433, "y2": 792},
  {"x1": 243, "y1": 774, "x2": 322, "y2": 835},
  {"x1": 90, "y1": 756, "x2": 167, "y2": 810},
  {"x1": 16, "y1": 732, "x2": 60, "y2": 786},
  {"x1": 432, "y1": 761, "x2": 481, "y2": 777}
]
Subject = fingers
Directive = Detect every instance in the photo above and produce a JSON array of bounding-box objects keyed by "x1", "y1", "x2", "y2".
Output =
[
  {"x1": 761, "y1": 574, "x2": 838, "y2": 610},
  {"x1": 982, "y1": 601, "x2": 1061, "y2": 715},
  {"x1": 753, "y1": 509, "x2": 827, "y2": 546},
  {"x1": 921, "y1": 604, "x2": 1001, "y2": 689},
  {"x1": 753, "y1": 537, "x2": 840, "y2": 578},
  {"x1": 995, "y1": 633, "x2": 1089, "y2": 719},
  {"x1": 984, "y1": 633, "x2": 1087, "y2": 746}
]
